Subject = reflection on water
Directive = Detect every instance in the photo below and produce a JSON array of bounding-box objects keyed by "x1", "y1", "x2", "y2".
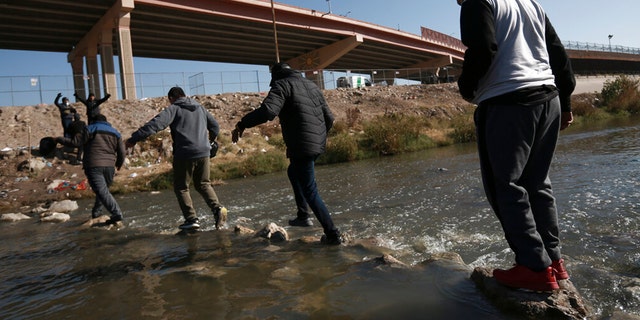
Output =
[{"x1": 1, "y1": 119, "x2": 639, "y2": 319}]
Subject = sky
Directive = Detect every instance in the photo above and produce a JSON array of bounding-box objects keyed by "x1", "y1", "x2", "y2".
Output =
[{"x1": 0, "y1": 0, "x2": 638, "y2": 77}]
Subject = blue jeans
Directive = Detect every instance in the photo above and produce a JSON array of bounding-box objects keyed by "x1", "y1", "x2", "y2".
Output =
[
  {"x1": 84, "y1": 167, "x2": 122, "y2": 219},
  {"x1": 288, "y1": 156, "x2": 338, "y2": 236}
]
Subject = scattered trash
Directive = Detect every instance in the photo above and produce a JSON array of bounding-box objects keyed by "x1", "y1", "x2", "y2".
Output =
[
  {"x1": 52, "y1": 179, "x2": 88, "y2": 192},
  {"x1": 15, "y1": 177, "x2": 29, "y2": 182},
  {"x1": 129, "y1": 172, "x2": 138, "y2": 178}
]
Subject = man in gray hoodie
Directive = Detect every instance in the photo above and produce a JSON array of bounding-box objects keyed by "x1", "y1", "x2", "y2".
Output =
[{"x1": 126, "y1": 87, "x2": 227, "y2": 231}]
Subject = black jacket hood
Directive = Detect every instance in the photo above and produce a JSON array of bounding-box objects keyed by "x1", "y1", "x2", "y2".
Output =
[{"x1": 270, "y1": 68, "x2": 298, "y2": 87}]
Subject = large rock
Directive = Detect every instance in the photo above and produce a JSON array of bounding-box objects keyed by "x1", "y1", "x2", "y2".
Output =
[
  {"x1": 254, "y1": 222, "x2": 288, "y2": 242},
  {"x1": 17, "y1": 157, "x2": 48, "y2": 172},
  {"x1": 234, "y1": 225, "x2": 254, "y2": 235},
  {"x1": 40, "y1": 212, "x2": 70, "y2": 223},
  {"x1": 1, "y1": 212, "x2": 31, "y2": 221},
  {"x1": 0, "y1": 147, "x2": 15, "y2": 159},
  {"x1": 471, "y1": 267, "x2": 591, "y2": 319},
  {"x1": 47, "y1": 200, "x2": 78, "y2": 213}
]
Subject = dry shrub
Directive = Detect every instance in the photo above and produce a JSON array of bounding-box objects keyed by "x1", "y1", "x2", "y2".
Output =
[
  {"x1": 322, "y1": 133, "x2": 360, "y2": 164},
  {"x1": 601, "y1": 75, "x2": 640, "y2": 114},
  {"x1": 447, "y1": 112, "x2": 476, "y2": 143},
  {"x1": 330, "y1": 120, "x2": 349, "y2": 136},
  {"x1": 362, "y1": 113, "x2": 431, "y2": 155},
  {"x1": 346, "y1": 107, "x2": 361, "y2": 128},
  {"x1": 571, "y1": 98, "x2": 600, "y2": 117}
]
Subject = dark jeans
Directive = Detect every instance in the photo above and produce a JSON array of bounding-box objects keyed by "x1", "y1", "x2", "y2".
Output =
[
  {"x1": 85, "y1": 166, "x2": 122, "y2": 219},
  {"x1": 61, "y1": 117, "x2": 73, "y2": 138},
  {"x1": 288, "y1": 156, "x2": 338, "y2": 236},
  {"x1": 173, "y1": 157, "x2": 221, "y2": 221},
  {"x1": 475, "y1": 96, "x2": 562, "y2": 271}
]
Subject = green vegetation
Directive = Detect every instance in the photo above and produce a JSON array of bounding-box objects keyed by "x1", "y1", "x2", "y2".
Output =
[{"x1": 213, "y1": 150, "x2": 288, "y2": 178}]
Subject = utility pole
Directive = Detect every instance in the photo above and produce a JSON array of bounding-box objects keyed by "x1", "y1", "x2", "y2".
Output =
[{"x1": 270, "y1": 0, "x2": 280, "y2": 62}]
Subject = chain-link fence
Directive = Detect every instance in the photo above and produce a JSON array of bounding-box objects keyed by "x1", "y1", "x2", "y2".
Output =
[{"x1": 0, "y1": 67, "x2": 452, "y2": 107}]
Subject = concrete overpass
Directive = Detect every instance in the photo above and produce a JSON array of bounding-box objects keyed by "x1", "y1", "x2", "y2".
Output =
[
  {"x1": 0, "y1": 0, "x2": 465, "y2": 100},
  {"x1": 1, "y1": 0, "x2": 638, "y2": 101},
  {"x1": 567, "y1": 49, "x2": 640, "y2": 75}
]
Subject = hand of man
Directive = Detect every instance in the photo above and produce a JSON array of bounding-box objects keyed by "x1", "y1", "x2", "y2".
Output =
[
  {"x1": 73, "y1": 92, "x2": 78, "y2": 97},
  {"x1": 125, "y1": 139, "x2": 136, "y2": 149},
  {"x1": 560, "y1": 111, "x2": 573, "y2": 130},
  {"x1": 56, "y1": 92, "x2": 62, "y2": 98},
  {"x1": 231, "y1": 124, "x2": 244, "y2": 143}
]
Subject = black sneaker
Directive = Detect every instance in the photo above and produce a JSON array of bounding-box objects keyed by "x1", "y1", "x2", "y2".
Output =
[
  {"x1": 321, "y1": 231, "x2": 343, "y2": 245},
  {"x1": 289, "y1": 217, "x2": 313, "y2": 227},
  {"x1": 179, "y1": 218, "x2": 200, "y2": 230},
  {"x1": 213, "y1": 207, "x2": 228, "y2": 230}
]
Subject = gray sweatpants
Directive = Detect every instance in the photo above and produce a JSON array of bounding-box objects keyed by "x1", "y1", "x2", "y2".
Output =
[{"x1": 475, "y1": 96, "x2": 562, "y2": 271}]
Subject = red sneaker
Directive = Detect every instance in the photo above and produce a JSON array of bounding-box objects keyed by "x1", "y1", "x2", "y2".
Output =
[
  {"x1": 493, "y1": 264, "x2": 559, "y2": 292},
  {"x1": 552, "y1": 259, "x2": 569, "y2": 280}
]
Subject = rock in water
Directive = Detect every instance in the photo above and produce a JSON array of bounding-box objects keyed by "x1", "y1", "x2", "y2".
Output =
[
  {"x1": 255, "y1": 222, "x2": 289, "y2": 242},
  {"x1": 48, "y1": 200, "x2": 79, "y2": 213},
  {"x1": 471, "y1": 267, "x2": 591, "y2": 319},
  {"x1": 1, "y1": 213, "x2": 32, "y2": 222},
  {"x1": 40, "y1": 212, "x2": 71, "y2": 223}
]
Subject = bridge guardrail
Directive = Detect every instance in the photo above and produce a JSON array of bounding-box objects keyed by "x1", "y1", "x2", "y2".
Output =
[{"x1": 564, "y1": 41, "x2": 640, "y2": 55}]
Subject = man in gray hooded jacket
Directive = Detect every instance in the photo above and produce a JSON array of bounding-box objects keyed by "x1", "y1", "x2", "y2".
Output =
[{"x1": 126, "y1": 87, "x2": 227, "y2": 231}]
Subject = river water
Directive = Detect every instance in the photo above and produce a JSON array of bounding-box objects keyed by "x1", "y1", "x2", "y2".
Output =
[{"x1": 1, "y1": 118, "x2": 639, "y2": 319}]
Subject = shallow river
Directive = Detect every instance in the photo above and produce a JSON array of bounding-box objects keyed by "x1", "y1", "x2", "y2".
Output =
[{"x1": 1, "y1": 118, "x2": 639, "y2": 319}]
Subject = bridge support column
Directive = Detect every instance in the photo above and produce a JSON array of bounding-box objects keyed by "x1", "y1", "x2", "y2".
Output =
[
  {"x1": 117, "y1": 13, "x2": 136, "y2": 100},
  {"x1": 100, "y1": 29, "x2": 118, "y2": 100},
  {"x1": 71, "y1": 57, "x2": 86, "y2": 101},
  {"x1": 85, "y1": 45, "x2": 100, "y2": 98}
]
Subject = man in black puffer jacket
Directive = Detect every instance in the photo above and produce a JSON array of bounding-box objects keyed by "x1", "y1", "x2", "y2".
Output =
[{"x1": 232, "y1": 62, "x2": 343, "y2": 245}]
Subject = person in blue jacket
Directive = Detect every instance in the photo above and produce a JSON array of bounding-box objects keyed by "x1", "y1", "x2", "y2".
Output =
[{"x1": 56, "y1": 114, "x2": 125, "y2": 226}]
